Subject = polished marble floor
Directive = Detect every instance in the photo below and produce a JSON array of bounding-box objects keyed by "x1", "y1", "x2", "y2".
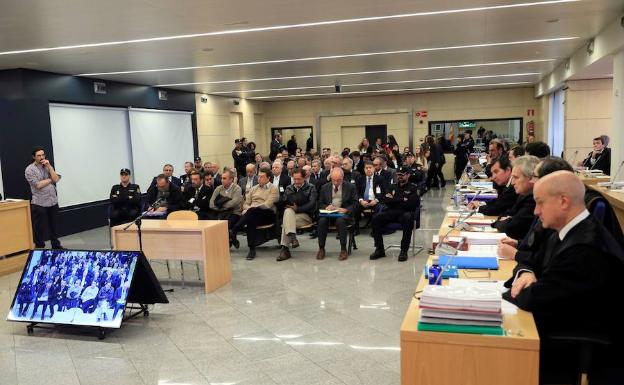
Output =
[{"x1": 0, "y1": 188, "x2": 451, "y2": 385}]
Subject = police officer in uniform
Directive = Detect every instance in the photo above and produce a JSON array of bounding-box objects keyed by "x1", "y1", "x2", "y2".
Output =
[
  {"x1": 402, "y1": 152, "x2": 426, "y2": 188},
  {"x1": 109, "y1": 168, "x2": 141, "y2": 226},
  {"x1": 370, "y1": 166, "x2": 421, "y2": 262}
]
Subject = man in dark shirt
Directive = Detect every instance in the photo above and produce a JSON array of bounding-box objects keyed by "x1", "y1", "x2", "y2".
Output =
[
  {"x1": 580, "y1": 136, "x2": 611, "y2": 175},
  {"x1": 150, "y1": 164, "x2": 181, "y2": 189},
  {"x1": 179, "y1": 162, "x2": 193, "y2": 188},
  {"x1": 109, "y1": 168, "x2": 141, "y2": 226},
  {"x1": 370, "y1": 166, "x2": 421, "y2": 262}
]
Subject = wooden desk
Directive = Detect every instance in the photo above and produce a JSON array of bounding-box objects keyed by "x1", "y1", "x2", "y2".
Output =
[
  {"x1": 111, "y1": 219, "x2": 231, "y2": 293},
  {"x1": 577, "y1": 174, "x2": 610, "y2": 186},
  {"x1": 400, "y1": 213, "x2": 540, "y2": 385},
  {"x1": 0, "y1": 200, "x2": 33, "y2": 276}
]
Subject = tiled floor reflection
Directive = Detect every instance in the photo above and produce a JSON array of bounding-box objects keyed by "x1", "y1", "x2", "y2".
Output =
[{"x1": 0, "y1": 187, "x2": 450, "y2": 385}]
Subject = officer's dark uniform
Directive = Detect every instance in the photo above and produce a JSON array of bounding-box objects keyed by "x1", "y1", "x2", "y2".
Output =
[
  {"x1": 371, "y1": 166, "x2": 420, "y2": 260},
  {"x1": 109, "y1": 169, "x2": 141, "y2": 227}
]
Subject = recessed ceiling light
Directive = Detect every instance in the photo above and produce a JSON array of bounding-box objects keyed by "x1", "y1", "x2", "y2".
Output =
[
  {"x1": 78, "y1": 37, "x2": 576, "y2": 76},
  {"x1": 210, "y1": 73, "x2": 540, "y2": 94},
  {"x1": 0, "y1": 0, "x2": 578, "y2": 56},
  {"x1": 546, "y1": 18, "x2": 560, "y2": 23},
  {"x1": 247, "y1": 82, "x2": 533, "y2": 100},
  {"x1": 201, "y1": 47, "x2": 214, "y2": 52},
  {"x1": 155, "y1": 59, "x2": 554, "y2": 87},
  {"x1": 224, "y1": 20, "x2": 250, "y2": 26}
]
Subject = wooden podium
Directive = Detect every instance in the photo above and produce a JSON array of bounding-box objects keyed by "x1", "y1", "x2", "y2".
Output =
[
  {"x1": 0, "y1": 200, "x2": 33, "y2": 276},
  {"x1": 111, "y1": 219, "x2": 231, "y2": 293}
]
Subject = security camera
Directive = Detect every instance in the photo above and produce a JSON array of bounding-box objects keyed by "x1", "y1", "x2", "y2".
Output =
[
  {"x1": 335, "y1": 83, "x2": 342, "y2": 93},
  {"x1": 200, "y1": 95, "x2": 208, "y2": 103},
  {"x1": 233, "y1": 99, "x2": 240, "y2": 106}
]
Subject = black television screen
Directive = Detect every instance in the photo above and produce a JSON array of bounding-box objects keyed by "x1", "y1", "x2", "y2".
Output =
[{"x1": 7, "y1": 249, "x2": 141, "y2": 328}]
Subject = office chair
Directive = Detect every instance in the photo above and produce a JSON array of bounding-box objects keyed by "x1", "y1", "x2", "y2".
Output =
[{"x1": 382, "y1": 205, "x2": 424, "y2": 257}]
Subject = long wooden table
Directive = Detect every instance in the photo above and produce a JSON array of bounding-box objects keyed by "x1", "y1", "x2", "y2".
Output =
[
  {"x1": 0, "y1": 200, "x2": 33, "y2": 276},
  {"x1": 400, "y1": 214, "x2": 540, "y2": 385},
  {"x1": 111, "y1": 219, "x2": 231, "y2": 293}
]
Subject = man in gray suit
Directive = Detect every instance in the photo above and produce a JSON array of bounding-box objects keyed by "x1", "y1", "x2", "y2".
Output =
[
  {"x1": 316, "y1": 168, "x2": 358, "y2": 261},
  {"x1": 239, "y1": 163, "x2": 258, "y2": 196}
]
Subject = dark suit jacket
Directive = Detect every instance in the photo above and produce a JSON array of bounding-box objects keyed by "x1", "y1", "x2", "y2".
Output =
[
  {"x1": 478, "y1": 184, "x2": 518, "y2": 216},
  {"x1": 146, "y1": 183, "x2": 184, "y2": 212},
  {"x1": 318, "y1": 182, "x2": 358, "y2": 215},
  {"x1": 239, "y1": 175, "x2": 258, "y2": 196},
  {"x1": 356, "y1": 174, "x2": 389, "y2": 201},
  {"x1": 149, "y1": 176, "x2": 181, "y2": 190},
  {"x1": 375, "y1": 169, "x2": 393, "y2": 188},
  {"x1": 270, "y1": 174, "x2": 291, "y2": 195},
  {"x1": 503, "y1": 216, "x2": 624, "y2": 340},
  {"x1": 492, "y1": 193, "x2": 536, "y2": 240}
]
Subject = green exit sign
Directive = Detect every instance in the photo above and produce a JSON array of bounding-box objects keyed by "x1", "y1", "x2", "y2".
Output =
[{"x1": 458, "y1": 121, "x2": 476, "y2": 128}]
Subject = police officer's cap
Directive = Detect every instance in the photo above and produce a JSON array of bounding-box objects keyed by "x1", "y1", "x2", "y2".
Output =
[
  {"x1": 120, "y1": 168, "x2": 131, "y2": 175},
  {"x1": 397, "y1": 166, "x2": 411, "y2": 175}
]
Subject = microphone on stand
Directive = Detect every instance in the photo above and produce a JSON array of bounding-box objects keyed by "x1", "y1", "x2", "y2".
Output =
[
  {"x1": 435, "y1": 210, "x2": 475, "y2": 256},
  {"x1": 609, "y1": 161, "x2": 624, "y2": 190},
  {"x1": 568, "y1": 150, "x2": 578, "y2": 167}
]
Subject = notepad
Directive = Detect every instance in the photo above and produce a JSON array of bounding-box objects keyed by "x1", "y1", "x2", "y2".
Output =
[{"x1": 438, "y1": 256, "x2": 499, "y2": 269}]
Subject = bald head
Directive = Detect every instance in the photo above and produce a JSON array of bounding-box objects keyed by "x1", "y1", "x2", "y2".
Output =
[
  {"x1": 535, "y1": 171, "x2": 585, "y2": 206},
  {"x1": 330, "y1": 167, "x2": 344, "y2": 188},
  {"x1": 533, "y1": 170, "x2": 586, "y2": 231}
]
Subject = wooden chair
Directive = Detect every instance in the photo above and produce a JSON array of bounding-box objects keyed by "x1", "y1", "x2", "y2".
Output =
[{"x1": 166, "y1": 210, "x2": 201, "y2": 286}]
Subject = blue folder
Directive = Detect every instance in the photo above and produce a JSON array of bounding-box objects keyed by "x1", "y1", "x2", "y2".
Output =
[{"x1": 438, "y1": 256, "x2": 499, "y2": 270}]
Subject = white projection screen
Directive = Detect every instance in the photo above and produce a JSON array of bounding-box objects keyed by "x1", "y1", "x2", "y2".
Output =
[
  {"x1": 128, "y1": 108, "x2": 194, "y2": 189},
  {"x1": 49, "y1": 104, "x2": 133, "y2": 207}
]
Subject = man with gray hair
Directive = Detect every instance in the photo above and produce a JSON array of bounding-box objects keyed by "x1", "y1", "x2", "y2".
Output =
[
  {"x1": 210, "y1": 169, "x2": 243, "y2": 247},
  {"x1": 491, "y1": 155, "x2": 540, "y2": 239},
  {"x1": 316, "y1": 168, "x2": 358, "y2": 261},
  {"x1": 503, "y1": 171, "x2": 624, "y2": 382},
  {"x1": 239, "y1": 163, "x2": 258, "y2": 196}
]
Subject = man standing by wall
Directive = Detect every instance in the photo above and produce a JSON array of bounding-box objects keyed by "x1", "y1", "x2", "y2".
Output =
[{"x1": 25, "y1": 147, "x2": 63, "y2": 249}]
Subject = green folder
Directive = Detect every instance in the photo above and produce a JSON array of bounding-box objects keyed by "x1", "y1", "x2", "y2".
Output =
[{"x1": 417, "y1": 322, "x2": 504, "y2": 336}]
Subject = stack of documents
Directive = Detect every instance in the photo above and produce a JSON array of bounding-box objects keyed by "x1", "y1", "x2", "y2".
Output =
[{"x1": 418, "y1": 283, "x2": 504, "y2": 335}]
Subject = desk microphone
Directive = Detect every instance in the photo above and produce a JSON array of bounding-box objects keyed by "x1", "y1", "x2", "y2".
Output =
[
  {"x1": 435, "y1": 210, "x2": 474, "y2": 256},
  {"x1": 149, "y1": 198, "x2": 164, "y2": 210},
  {"x1": 609, "y1": 160, "x2": 624, "y2": 189},
  {"x1": 568, "y1": 150, "x2": 578, "y2": 166}
]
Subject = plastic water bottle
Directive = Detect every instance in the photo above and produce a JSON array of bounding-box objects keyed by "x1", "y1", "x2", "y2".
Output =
[
  {"x1": 428, "y1": 256, "x2": 443, "y2": 285},
  {"x1": 453, "y1": 185, "x2": 461, "y2": 208}
]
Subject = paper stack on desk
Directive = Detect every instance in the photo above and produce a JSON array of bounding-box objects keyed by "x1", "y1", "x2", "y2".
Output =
[
  {"x1": 417, "y1": 284, "x2": 504, "y2": 335},
  {"x1": 459, "y1": 231, "x2": 507, "y2": 245}
]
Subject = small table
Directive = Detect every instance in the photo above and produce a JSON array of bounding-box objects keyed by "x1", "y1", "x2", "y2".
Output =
[{"x1": 0, "y1": 200, "x2": 33, "y2": 276}]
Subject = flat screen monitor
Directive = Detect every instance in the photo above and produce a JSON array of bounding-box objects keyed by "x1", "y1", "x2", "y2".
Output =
[{"x1": 7, "y1": 249, "x2": 141, "y2": 328}]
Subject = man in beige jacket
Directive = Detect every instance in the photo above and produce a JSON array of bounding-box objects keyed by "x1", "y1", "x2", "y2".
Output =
[{"x1": 230, "y1": 168, "x2": 279, "y2": 260}]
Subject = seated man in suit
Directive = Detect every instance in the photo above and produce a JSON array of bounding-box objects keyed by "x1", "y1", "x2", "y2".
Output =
[
  {"x1": 491, "y1": 155, "x2": 539, "y2": 240},
  {"x1": 354, "y1": 161, "x2": 388, "y2": 233},
  {"x1": 270, "y1": 161, "x2": 291, "y2": 197},
  {"x1": 342, "y1": 157, "x2": 363, "y2": 186},
  {"x1": 483, "y1": 139, "x2": 504, "y2": 178},
  {"x1": 179, "y1": 161, "x2": 193, "y2": 188},
  {"x1": 210, "y1": 169, "x2": 243, "y2": 244},
  {"x1": 497, "y1": 156, "x2": 572, "y2": 262},
  {"x1": 277, "y1": 169, "x2": 317, "y2": 261},
  {"x1": 372, "y1": 156, "x2": 394, "y2": 187},
  {"x1": 146, "y1": 173, "x2": 183, "y2": 216},
  {"x1": 370, "y1": 166, "x2": 421, "y2": 262},
  {"x1": 230, "y1": 168, "x2": 279, "y2": 260},
  {"x1": 182, "y1": 171, "x2": 215, "y2": 219},
  {"x1": 109, "y1": 168, "x2": 141, "y2": 226},
  {"x1": 316, "y1": 168, "x2": 358, "y2": 261},
  {"x1": 468, "y1": 154, "x2": 518, "y2": 216},
  {"x1": 503, "y1": 171, "x2": 624, "y2": 382},
  {"x1": 149, "y1": 164, "x2": 181, "y2": 189},
  {"x1": 239, "y1": 163, "x2": 258, "y2": 196},
  {"x1": 579, "y1": 136, "x2": 611, "y2": 175}
]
